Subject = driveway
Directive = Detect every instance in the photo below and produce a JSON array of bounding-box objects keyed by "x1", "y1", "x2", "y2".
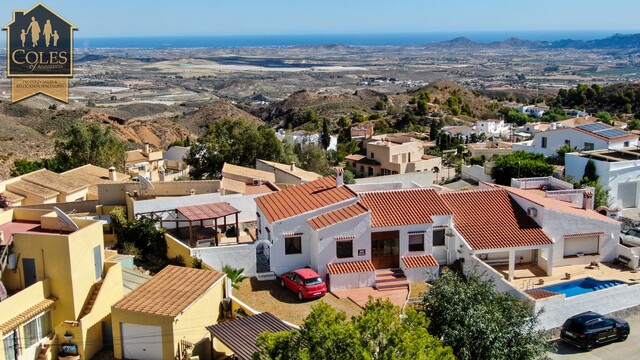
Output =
[{"x1": 549, "y1": 313, "x2": 640, "y2": 359}]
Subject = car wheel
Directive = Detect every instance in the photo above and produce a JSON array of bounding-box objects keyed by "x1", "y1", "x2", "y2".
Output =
[
  {"x1": 618, "y1": 331, "x2": 629, "y2": 342},
  {"x1": 280, "y1": 279, "x2": 285, "y2": 287},
  {"x1": 585, "y1": 340, "x2": 596, "y2": 352},
  {"x1": 298, "y1": 291, "x2": 303, "y2": 301}
]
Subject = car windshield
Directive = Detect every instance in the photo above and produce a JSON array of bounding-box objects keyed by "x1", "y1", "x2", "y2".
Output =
[
  {"x1": 563, "y1": 319, "x2": 585, "y2": 333},
  {"x1": 304, "y1": 277, "x2": 323, "y2": 286}
]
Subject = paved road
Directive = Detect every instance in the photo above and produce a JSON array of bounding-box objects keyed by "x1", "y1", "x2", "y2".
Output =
[{"x1": 549, "y1": 313, "x2": 640, "y2": 360}]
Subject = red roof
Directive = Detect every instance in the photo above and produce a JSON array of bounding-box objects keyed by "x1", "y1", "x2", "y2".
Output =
[
  {"x1": 327, "y1": 260, "x2": 375, "y2": 275},
  {"x1": 360, "y1": 188, "x2": 451, "y2": 228},
  {"x1": 402, "y1": 254, "x2": 439, "y2": 268},
  {"x1": 255, "y1": 176, "x2": 357, "y2": 223},
  {"x1": 176, "y1": 202, "x2": 240, "y2": 222},
  {"x1": 308, "y1": 203, "x2": 369, "y2": 230},
  {"x1": 440, "y1": 189, "x2": 553, "y2": 250}
]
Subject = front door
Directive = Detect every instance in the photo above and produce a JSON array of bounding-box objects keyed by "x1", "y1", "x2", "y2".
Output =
[
  {"x1": 23, "y1": 258, "x2": 36, "y2": 288},
  {"x1": 371, "y1": 231, "x2": 400, "y2": 269}
]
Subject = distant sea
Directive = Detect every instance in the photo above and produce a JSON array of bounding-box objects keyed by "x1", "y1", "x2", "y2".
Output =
[{"x1": 71, "y1": 30, "x2": 638, "y2": 49}]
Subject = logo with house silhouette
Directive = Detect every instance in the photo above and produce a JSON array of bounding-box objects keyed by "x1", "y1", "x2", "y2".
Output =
[{"x1": 3, "y1": 3, "x2": 77, "y2": 102}]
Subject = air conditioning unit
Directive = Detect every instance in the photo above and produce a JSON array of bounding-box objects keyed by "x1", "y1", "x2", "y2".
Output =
[
  {"x1": 527, "y1": 208, "x2": 537, "y2": 217},
  {"x1": 252, "y1": 179, "x2": 263, "y2": 186}
]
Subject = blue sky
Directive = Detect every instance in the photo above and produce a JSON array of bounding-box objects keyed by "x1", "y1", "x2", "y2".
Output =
[{"x1": 1, "y1": 0, "x2": 639, "y2": 38}]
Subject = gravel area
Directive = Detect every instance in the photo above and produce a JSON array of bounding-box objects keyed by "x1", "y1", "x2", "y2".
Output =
[{"x1": 233, "y1": 278, "x2": 363, "y2": 325}]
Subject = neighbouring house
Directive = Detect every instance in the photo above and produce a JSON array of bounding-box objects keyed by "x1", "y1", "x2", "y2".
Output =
[
  {"x1": 513, "y1": 122, "x2": 639, "y2": 157},
  {"x1": 125, "y1": 143, "x2": 164, "y2": 181},
  {"x1": 162, "y1": 146, "x2": 190, "y2": 180},
  {"x1": 0, "y1": 169, "x2": 89, "y2": 206},
  {"x1": 345, "y1": 136, "x2": 441, "y2": 178},
  {"x1": 442, "y1": 125, "x2": 475, "y2": 138},
  {"x1": 61, "y1": 164, "x2": 130, "y2": 200},
  {"x1": 111, "y1": 265, "x2": 225, "y2": 360},
  {"x1": 519, "y1": 104, "x2": 549, "y2": 118},
  {"x1": 221, "y1": 163, "x2": 279, "y2": 195},
  {"x1": 516, "y1": 122, "x2": 552, "y2": 135},
  {"x1": 275, "y1": 129, "x2": 338, "y2": 151},
  {"x1": 475, "y1": 119, "x2": 511, "y2": 136},
  {"x1": 566, "y1": 148, "x2": 640, "y2": 209},
  {"x1": 255, "y1": 159, "x2": 322, "y2": 186},
  {"x1": 207, "y1": 312, "x2": 293, "y2": 360},
  {"x1": 466, "y1": 141, "x2": 513, "y2": 159},
  {"x1": 350, "y1": 122, "x2": 375, "y2": 140},
  {"x1": 0, "y1": 208, "x2": 125, "y2": 360}
]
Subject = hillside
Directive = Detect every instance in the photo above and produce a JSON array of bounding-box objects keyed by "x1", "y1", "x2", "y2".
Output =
[{"x1": 182, "y1": 100, "x2": 264, "y2": 135}]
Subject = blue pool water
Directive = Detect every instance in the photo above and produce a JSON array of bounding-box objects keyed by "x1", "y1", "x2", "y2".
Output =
[{"x1": 538, "y1": 277, "x2": 627, "y2": 297}]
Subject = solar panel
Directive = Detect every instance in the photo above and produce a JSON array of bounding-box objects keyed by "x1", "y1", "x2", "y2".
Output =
[
  {"x1": 597, "y1": 129, "x2": 629, "y2": 139},
  {"x1": 577, "y1": 123, "x2": 609, "y2": 132}
]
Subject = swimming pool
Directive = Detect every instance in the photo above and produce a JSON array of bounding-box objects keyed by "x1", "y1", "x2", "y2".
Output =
[{"x1": 538, "y1": 277, "x2": 627, "y2": 297}]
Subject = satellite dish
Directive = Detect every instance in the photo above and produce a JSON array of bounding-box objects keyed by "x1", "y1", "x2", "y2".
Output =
[
  {"x1": 134, "y1": 175, "x2": 155, "y2": 190},
  {"x1": 53, "y1": 207, "x2": 80, "y2": 231}
]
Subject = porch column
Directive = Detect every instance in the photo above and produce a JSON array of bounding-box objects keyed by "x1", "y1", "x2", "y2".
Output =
[
  {"x1": 235, "y1": 213, "x2": 240, "y2": 243},
  {"x1": 508, "y1": 249, "x2": 516, "y2": 281},
  {"x1": 545, "y1": 246, "x2": 554, "y2": 276}
]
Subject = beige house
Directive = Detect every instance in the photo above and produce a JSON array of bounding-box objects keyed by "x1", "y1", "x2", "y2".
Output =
[
  {"x1": 255, "y1": 159, "x2": 321, "y2": 186},
  {"x1": 111, "y1": 265, "x2": 225, "y2": 360},
  {"x1": 125, "y1": 143, "x2": 164, "y2": 181},
  {"x1": 467, "y1": 141, "x2": 514, "y2": 160},
  {"x1": 62, "y1": 164, "x2": 130, "y2": 200},
  {"x1": 1, "y1": 169, "x2": 89, "y2": 206},
  {"x1": 346, "y1": 136, "x2": 441, "y2": 178}
]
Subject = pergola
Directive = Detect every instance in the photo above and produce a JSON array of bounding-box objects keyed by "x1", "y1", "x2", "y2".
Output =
[{"x1": 176, "y1": 202, "x2": 241, "y2": 247}]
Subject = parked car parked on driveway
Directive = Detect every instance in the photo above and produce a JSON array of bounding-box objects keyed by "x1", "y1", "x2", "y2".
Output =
[
  {"x1": 561, "y1": 311, "x2": 630, "y2": 351},
  {"x1": 280, "y1": 268, "x2": 327, "y2": 301},
  {"x1": 620, "y1": 228, "x2": 640, "y2": 247}
]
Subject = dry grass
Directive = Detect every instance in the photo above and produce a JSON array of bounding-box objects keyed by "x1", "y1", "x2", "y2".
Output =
[
  {"x1": 409, "y1": 282, "x2": 429, "y2": 299},
  {"x1": 233, "y1": 278, "x2": 363, "y2": 325}
]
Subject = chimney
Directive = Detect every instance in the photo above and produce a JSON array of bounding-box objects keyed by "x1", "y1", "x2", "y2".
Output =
[
  {"x1": 335, "y1": 167, "x2": 344, "y2": 187},
  {"x1": 290, "y1": 162, "x2": 296, "y2": 172},
  {"x1": 583, "y1": 190, "x2": 594, "y2": 210},
  {"x1": 158, "y1": 168, "x2": 165, "y2": 182},
  {"x1": 144, "y1": 142, "x2": 150, "y2": 154},
  {"x1": 108, "y1": 166, "x2": 117, "y2": 181}
]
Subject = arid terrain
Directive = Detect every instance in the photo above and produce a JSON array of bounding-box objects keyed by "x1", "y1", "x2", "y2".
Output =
[{"x1": 0, "y1": 39, "x2": 638, "y2": 179}]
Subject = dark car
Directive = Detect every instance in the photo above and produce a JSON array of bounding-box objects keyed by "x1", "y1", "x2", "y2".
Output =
[
  {"x1": 560, "y1": 311, "x2": 630, "y2": 351},
  {"x1": 280, "y1": 268, "x2": 327, "y2": 301}
]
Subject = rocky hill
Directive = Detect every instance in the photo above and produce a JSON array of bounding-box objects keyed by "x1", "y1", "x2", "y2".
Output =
[{"x1": 182, "y1": 100, "x2": 263, "y2": 135}]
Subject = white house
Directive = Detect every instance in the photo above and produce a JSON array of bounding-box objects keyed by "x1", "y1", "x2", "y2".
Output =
[
  {"x1": 276, "y1": 129, "x2": 338, "y2": 151},
  {"x1": 519, "y1": 104, "x2": 549, "y2": 118},
  {"x1": 513, "y1": 122, "x2": 638, "y2": 157},
  {"x1": 566, "y1": 148, "x2": 640, "y2": 209},
  {"x1": 475, "y1": 119, "x2": 510, "y2": 136}
]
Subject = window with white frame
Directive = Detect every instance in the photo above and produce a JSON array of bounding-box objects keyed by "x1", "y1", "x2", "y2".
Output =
[
  {"x1": 336, "y1": 239, "x2": 353, "y2": 259},
  {"x1": 285, "y1": 236, "x2": 302, "y2": 255},
  {"x1": 433, "y1": 229, "x2": 446, "y2": 247},
  {"x1": 23, "y1": 312, "x2": 51, "y2": 349},
  {"x1": 408, "y1": 234, "x2": 425, "y2": 252}
]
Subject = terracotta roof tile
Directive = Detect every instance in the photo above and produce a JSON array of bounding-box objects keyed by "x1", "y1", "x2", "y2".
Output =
[
  {"x1": 327, "y1": 260, "x2": 375, "y2": 275},
  {"x1": 563, "y1": 231, "x2": 604, "y2": 237},
  {"x1": 440, "y1": 189, "x2": 553, "y2": 250},
  {"x1": 255, "y1": 176, "x2": 357, "y2": 223},
  {"x1": 0, "y1": 298, "x2": 55, "y2": 335},
  {"x1": 359, "y1": 188, "x2": 451, "y2": 228},
  {"x1": 308, "y1": 203, "x2": 369, "y2": 230},
  {"x1": 402, "y1": 254, "x2": 439, "y2": 268},
  {"x1": 112, "y1": 265, "x2": 224, "y2": 317}
]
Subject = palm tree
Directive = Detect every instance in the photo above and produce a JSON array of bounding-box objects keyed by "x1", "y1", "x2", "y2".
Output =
[{"x1": 223, "y1": 265, "x2": 247, "y2": 290}]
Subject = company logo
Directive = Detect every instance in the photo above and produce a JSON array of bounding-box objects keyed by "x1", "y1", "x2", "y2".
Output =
[{"x1": 3, "y1": 3, "x2": 77, "y2": 103}]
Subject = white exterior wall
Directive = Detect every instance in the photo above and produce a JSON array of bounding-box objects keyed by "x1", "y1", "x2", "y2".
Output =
[
  {"x1": 566, "y1": 153, "x2": 640, "y2": 209},
  {"x1": 258, "y1": 198, "x2": 359, "y2": 275},
  {"x1": 194, "y1": 244, "x2": 257, "y2": 276},
  {"x1": 509, "y1": 194, "x2": 620, "y2": 272},
  {"x1": 329, "y1": 272, "x2": 375, "y2": 290},
  {"x1": 402, "y1": 265, "x2": 439, "y2": 283},
  {"x1": 461, "y1": 165, "x2": 494, "y2": 184},
  {"x1": 525, "y1": 128, "x2": 610, "y2": 157},
  {"x1": 312, "y1": 214, "x2": 371, "y2": 278}
]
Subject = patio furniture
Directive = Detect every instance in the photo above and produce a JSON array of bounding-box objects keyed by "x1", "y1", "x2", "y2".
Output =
[
  {"x1": 589, "y1": 261, "x2": 600, "y2": 269},
  {"x1": 564, "y1": 272, "x2": 571, "y2": 280}
]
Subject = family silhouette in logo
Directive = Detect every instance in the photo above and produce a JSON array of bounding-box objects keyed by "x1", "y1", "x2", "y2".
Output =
[{"x1": 20, "y1": 17, "x2": 59, "y2": 48}]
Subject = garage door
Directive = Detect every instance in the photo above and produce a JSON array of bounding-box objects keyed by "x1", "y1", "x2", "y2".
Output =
[
  {"x1": 564, "y1": 236, "x2": 599, "y2": 257},
  {"x1": 121, "y1": 323, "x2": 163, "y2": 360},
  {"x1": 618, "y1": 182, "x2": 637, "y2": 208}
]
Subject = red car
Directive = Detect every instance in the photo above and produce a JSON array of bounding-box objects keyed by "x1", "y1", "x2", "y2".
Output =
[{"x1": 280, "y1": 268, "x2": 327, "y2": 300}]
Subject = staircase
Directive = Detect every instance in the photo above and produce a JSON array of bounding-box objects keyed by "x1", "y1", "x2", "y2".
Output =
[
  {"x1": 375, "y1": 269, "x2": 408, "y2": 291},
  {"x1": 79, "y1": 280, "x2": 103, "y2": 319},
  {"x1": 256, "y1": 272, "x2": 277, "y2": 281}
]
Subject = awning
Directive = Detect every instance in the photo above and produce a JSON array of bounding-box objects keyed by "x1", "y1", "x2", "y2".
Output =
[
  {"x1": 176, "y1": 202, "x2": 240, "y2": 222},
  {"x1": 0, "y1": 298, "x2": 55, "y2": 335},
  {"x1": 402, "y1": 254, "x2": 439, "y2": 268}
]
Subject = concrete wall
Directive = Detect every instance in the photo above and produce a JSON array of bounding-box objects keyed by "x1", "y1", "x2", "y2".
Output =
[
  {"x1": 461, "y1": 165, "x2": 494, "y2": 184},
  {"x1": 166, "y1": 233, "x2": 193, "y2": 264},
  {"x1": 194, "y1": 244, "x2": 257, "y2": 276},
  {"x1": 97, "y1": 180, "x2": 221, "y2": 206},
  {"x1": 535, "y1": 283, "x2": 640, "y2": 330},
  {"x1": 329, "y1": 271, "x2": 375, "y2": 290},
  {"x1": 402, "y1": 265, "x2": 439, "y2": 283},
  {"x1": 353, "y1": 171, "x2": 433, "y2": 188}
]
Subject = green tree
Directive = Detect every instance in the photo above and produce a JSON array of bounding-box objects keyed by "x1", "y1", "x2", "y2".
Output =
[
  {"x1": 186, "y1": 119, "x2": 285, "y2": 179},
  {"x1": 635, "y1": 111, "x2": 640, "y2": 120},
  {"x1": 595, "y1": 111, "x2": 612, "y2": 124},
  {"x1": 491, "y1": 151, "x2": 554, "y2": 185},
  {"x1": 373, "y1": 100, "x2": 387, "y2": 111},
  {"x1": 422, "y1": 269, "x2": 552, "y2": 360},
  {"x1": 583, "y1": 159, "x2": 598, "y2": 182},
  {"x1": 505, "y1": 110, "x2": 530, "y2": 126},
  {"x1": 254, "y1": 299, "x2": 453, "y2": 360},
  {"x1": 295, "y1": 144, "x2": 330, "y2": 175},
  {"x1": 55, "y1": 122, "x2": 125, "y2": 172},
  {"x1": 628, "y1": 120, "x2": 640, "y2": 131},
  {"x1": 416, "y1": 99, "x2": 429, "y2": 116},
  {"x1": 551, "y1": 144, "x2": 580, "y2": 165},
  {"x1": 0, "y1": 193, "x2": 9, "y2": 209},
  {"x1": 320, "y1": 117, "x2": 331, "y2": 150},
  {"x1": 222, "y1": 265, "x2": 247, "y2": 290}
]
